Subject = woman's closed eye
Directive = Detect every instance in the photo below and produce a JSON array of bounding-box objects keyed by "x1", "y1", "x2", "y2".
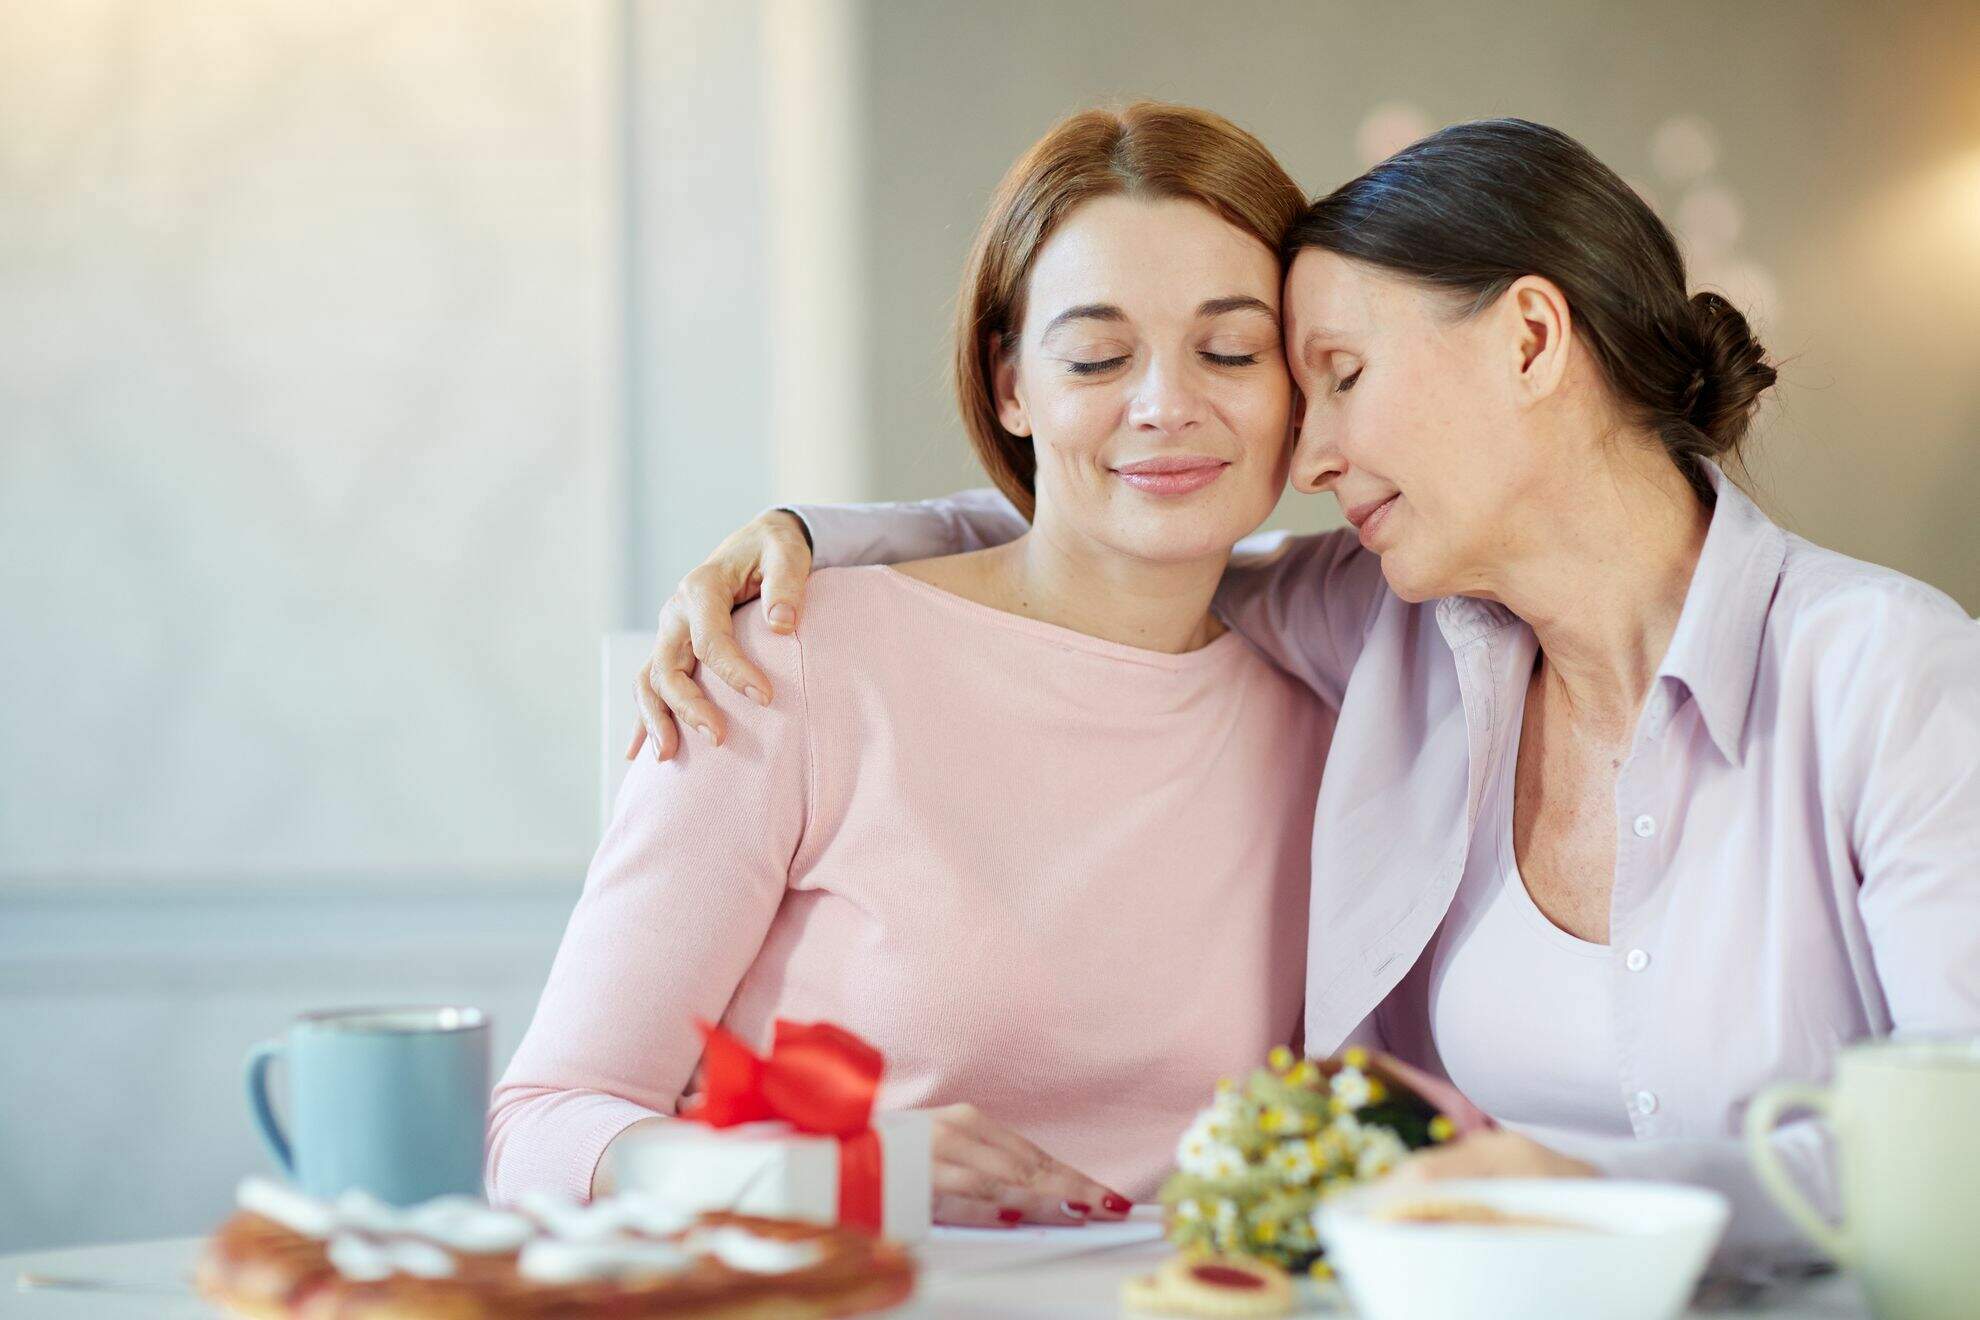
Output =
[
  {"x1": 1334, "y1": 367, "x2": 1362, "y2": 394},
  {"x1": 1062, "y1": 345, "x2": 1269, "y2": 375}
]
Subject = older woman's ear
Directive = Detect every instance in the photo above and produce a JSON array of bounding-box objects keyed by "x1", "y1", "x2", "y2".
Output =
[{"x1": 1502, "y1": 274, "x2": 1575, "y2": 402}]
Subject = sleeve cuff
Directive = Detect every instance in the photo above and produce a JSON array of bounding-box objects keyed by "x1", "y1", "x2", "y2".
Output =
[
  {"x1": 488, "y1": 1091, "x2": 664, "y2": 1207},
  {"x1": 772, "y1": 506, "x2": 814, "y2": 552}
]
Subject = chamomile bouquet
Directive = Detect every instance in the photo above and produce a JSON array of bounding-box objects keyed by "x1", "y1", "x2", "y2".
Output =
[{"x1": 1156, "y1": 1046, "x2": 1456, "y2": 1273}]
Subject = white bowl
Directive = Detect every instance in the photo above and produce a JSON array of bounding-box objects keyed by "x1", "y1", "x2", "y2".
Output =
[{"x1": 1313, "y1": 1178, "x2": 1730, "y2": 1320}]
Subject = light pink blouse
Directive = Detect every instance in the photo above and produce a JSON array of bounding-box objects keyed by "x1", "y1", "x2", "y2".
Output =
[
  {"x1": 796, "y1": 462, "x2": 1980, "y2": 1256},
  {"x1": 486, "y1": 567, "x2": 1330, "y2": 1206}
]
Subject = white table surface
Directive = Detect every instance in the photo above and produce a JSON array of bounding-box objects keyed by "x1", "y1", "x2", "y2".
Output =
[{"x1": 3, "y1": 1216, "x2": 1869, "y2": 1319}]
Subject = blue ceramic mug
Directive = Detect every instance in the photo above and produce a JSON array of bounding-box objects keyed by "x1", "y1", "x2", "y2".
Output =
[{"x1": 245, "y1": 1005, "x2": 489, "y2": 1205}]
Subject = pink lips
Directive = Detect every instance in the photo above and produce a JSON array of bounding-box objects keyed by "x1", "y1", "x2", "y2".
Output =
[
  {"x1": 1345, "y1": 494, "x2": 1399, "y2": 547},
  {"x1": 1112, "y1": 456, "x2": 1230, "y2": 497}
]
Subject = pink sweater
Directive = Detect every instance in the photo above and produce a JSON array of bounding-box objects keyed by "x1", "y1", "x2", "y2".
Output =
[{"x1": 486, "y1": 566, "x2": 1329, "y2": 1206}]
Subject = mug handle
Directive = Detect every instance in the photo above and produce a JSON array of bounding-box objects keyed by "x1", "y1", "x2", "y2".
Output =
[
  {"x1": 1744, "y1": 1081, "x2": 1848, "y2": 1263},
  {"x1": 245, "y1": 1038, "x2": 295, "y2": 1175}
]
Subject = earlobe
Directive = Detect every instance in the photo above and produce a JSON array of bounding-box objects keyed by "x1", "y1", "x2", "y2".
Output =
[{"x1": 991, "y1": 333, "x2": 1032, "y2": 436}]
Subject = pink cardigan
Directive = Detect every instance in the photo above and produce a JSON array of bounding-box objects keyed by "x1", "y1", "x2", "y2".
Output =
[{"x1": 486, "y1": 566, "x2": 1331, "y2": 1206}]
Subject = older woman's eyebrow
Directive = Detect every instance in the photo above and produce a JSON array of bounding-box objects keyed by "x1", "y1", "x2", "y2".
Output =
[{"x1": 1299, "y1": 326, "x2": 1349, "y2": 358}]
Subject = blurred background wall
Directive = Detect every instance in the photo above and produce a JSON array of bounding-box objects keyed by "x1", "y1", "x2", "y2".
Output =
[{"x1": 1, "y1": 0, "x2": 1975, "y2": 1252}]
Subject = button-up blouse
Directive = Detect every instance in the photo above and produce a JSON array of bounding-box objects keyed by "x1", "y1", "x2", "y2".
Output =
[{"x1": 795, "y1": 461, "x2": 1980, "y2": 1256}]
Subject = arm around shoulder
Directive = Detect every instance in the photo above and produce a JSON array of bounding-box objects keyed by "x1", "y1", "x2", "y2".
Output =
[
  {"x1": 1214, "y1": 527, "x2": 1387, "y2": 706},
  {"x1": 788, "y1": 488, "x2": 1028, "y2": 568}
]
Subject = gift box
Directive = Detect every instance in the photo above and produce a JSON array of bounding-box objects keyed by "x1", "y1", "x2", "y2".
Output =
[
  {"x1": 608, "y1": 1111, "x2": 931, "y2": 1244},
  {"x1": 607, "y1": 1019, "x2": 932, "y2": 1244}
]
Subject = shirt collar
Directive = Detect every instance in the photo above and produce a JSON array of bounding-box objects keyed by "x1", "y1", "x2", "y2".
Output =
[
  {"x1": 1433, "y1": 461, "x2": 1787, "y2": 764},
  {"x1": 1651, "y1": 461, "x2": 1788, "y2": 764}
]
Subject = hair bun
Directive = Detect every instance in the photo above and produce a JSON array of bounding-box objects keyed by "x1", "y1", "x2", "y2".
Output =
[{"x1": 1685, "y1": 291, "x2": 1777, "y2": 456}]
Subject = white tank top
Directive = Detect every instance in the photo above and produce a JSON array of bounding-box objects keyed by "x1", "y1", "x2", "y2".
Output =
[{"x1": 1414, "y1": 690, "x2": 1634, "y2": 1139}]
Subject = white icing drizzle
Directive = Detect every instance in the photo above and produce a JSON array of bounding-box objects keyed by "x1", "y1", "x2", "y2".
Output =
[
  {"x1": 516, "y1": 1238, "x2": 696, "y2": 1284},
  {"x1": 231, "y1": 1179, "x2": 818, "y2": 1286},
  {"x1": 402, "y1": 1196, "x2": 537, "y2": 1253},
  {"x1": 516, "y1": 1190, "x2": 694, "y2": 1242},
  {"x1": 327, "y1": 1232, "x2": 456, "y2": 1281},
  {"x1": 234, "y1": 1178, "x2": 535, "y2": 1280},
  {"x1": 684, "y1": 1226, "x2": 824, "y2": 1274},
  {"x1": 329, "y1": 1188, "x2": 408, "y2": 1236},
  {"x1": 238, "y1": 1177, "x2": 339, "y2": 1239}
]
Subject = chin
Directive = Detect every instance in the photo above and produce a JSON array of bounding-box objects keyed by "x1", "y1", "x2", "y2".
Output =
[
  {"x1": 1374, "y1": 546, "x2": 1449, "y2": 604},
  {"x1": 1116, "y1": 520, "x2": 1249, "y2": 565}
]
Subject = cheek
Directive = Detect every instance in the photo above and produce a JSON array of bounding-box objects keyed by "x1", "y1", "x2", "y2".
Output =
[
  {"x1": 1223, "y1": 371, "x2": 1293, "y2": 457},
  {"x1": 1030, "y1": 387, "x2": 1117, "y2": 467}
]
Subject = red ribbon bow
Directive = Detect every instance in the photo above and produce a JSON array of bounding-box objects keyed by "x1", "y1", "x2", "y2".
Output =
[{"x1": 681, "y1": 1019, "x2": 886, "y2": 1234}]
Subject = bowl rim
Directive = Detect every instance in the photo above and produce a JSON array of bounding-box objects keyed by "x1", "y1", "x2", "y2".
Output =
[{"x1": 1314, "y1": 1177, "x2": 1732, "y2": 1244}]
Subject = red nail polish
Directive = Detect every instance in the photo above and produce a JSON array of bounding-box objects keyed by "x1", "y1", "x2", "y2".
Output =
[
  {"x1": 1062, "y1": 1200, "x2": 1091, "y2": 1216},
  {"x1": 997, "y1": 1207, "x2": 1023, "y2": 1226},
  {"x1": 1102, "y1": 1194, "x2": 1133, "y2": 1214}
]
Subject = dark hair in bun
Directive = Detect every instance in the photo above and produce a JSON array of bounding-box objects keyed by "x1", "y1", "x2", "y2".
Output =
[{"x1": 1286, "y1": 118, "x2": 1777, "y2": 499}]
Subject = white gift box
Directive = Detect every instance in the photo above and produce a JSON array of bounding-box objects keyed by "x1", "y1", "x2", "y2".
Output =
[{"x1": 606, "y1": 1110, "x2": 932, "y2": 1244}]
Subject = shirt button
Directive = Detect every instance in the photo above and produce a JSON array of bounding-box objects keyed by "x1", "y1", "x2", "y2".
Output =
[
  {"x1": 1632, "y1": 814, "x2": 1656, "y2": 838},
  {"x1": 1625, "y1": 948, "x2": 1651, "y2": 972},
  {"x1": 1634, "y1": 1090, "x2": 1659, "y2": 1116}
]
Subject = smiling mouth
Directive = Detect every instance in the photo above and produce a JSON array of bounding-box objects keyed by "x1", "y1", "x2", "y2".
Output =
[
  {"x1": 1346, "y1": 494, "x2": 1399, "y2": 545},
  {"x1": 1112, "y1": 457, "x2": 1231, "y2": 496}
]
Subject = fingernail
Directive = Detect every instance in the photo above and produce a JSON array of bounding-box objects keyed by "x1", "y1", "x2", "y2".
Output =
[
  {"x1": 996, "y1": 1207, "x2": 1023, "y2": 1226},
  {"x1": 768, "y1": 602, "x2": 794, "y2": 626},
  {"x1": 1102, "y1": 1194, "x2": 1132, "y2": 1214},
  {"x1": 744, "y1": 685, "x2": 769, "y2": 707},
  {"x1": 693, "y1": 723, "x2": 714, "y2": 742},
  {"x1": 1060, "y1": 1200, "x2": 1091, "y2": 1219}
]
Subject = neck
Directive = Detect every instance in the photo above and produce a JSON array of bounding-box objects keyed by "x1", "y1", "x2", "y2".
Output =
[
  {"x1": 1483, "y1": 442, "x2": 1711, "y2": 728},
  {"x1": 980, "y1": 512, "x2": 1229, "y2": 655}
]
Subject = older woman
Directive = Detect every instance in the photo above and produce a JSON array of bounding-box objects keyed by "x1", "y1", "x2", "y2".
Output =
[
  {"x1": 488, "y1": 104, "x2": 1336, "y2": 1227},
  {"x1": 638, "y1": 119, "x2": 1980, "y2": 1257}
]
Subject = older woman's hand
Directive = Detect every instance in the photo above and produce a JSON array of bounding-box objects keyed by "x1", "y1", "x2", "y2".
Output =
[
  {"x1": 928, "y1": 1103, "x2": 1133, "y2": 1228},
  {"x1": 1386, "y1": 1129, "x2": 1598, "y2": 1184},
  {"x1": 626, "y1": 510, "x2": 814, "y2": 762}
]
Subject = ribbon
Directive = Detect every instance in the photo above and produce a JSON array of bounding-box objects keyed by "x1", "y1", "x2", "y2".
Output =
[{"x1": 681, "y1": 1018, "x2": 886, "y2": 1235}]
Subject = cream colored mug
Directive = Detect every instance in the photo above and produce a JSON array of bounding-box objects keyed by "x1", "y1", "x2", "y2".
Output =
[{"x1": 1746, "y1": 1037, "x2": 1980, "y2": 1320}]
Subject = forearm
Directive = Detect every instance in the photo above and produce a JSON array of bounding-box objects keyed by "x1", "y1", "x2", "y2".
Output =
[
  {"x1": 785, "y1": 489, "x2": 1027, "y2": 568},
  {"x1": 485, "y1": 1086, "x2": 667, "y2": 1207}
]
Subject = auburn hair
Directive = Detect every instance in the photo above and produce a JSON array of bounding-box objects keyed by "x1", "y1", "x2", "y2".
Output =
[{"x1": 953, "y1": 103, "x2": 1306, "y2": 519}]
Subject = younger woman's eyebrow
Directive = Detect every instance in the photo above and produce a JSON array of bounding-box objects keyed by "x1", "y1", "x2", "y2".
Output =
[
  {"x1": 1198, "y1": 295, "x2": 1277, "y2": 318},
  {"x1": 1041, "y1": 303, "x2": 1127, "y2": 335}
]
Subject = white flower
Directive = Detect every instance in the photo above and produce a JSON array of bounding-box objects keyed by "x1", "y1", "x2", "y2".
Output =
[
  {"x1": 1179, "y1": 1126, "x2": 1248, "y2": 1180},
  {"x1": 1207, "y1": 1090, "x2": 1247, "y2": 1129},
  {"x1": 1268, "y1": 1140, "x2": 1318, "y2": 1185},
  {"x1": 1330, "y1": 1067, "x2": 1374, "y2": 1111},
  {"x1": 1354, "y1": 1128, "x2": 1409, "y2": 1180}
]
